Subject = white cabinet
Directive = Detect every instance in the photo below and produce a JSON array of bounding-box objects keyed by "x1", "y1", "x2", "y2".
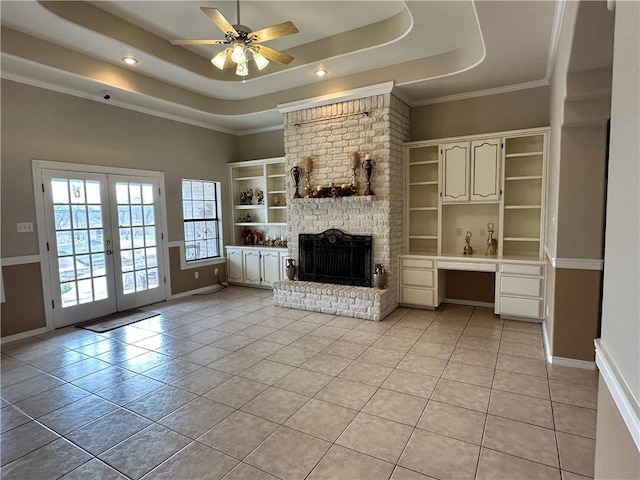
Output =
[
  {"x1": 441, "y1": 138, "x2": 501, "y2": 203},
  {"x1": 399, "y1": 256, "x2": 438, "y2": 308},
  {"x1": 496, "y1": 262, "x2": 545, "y2": 320},
  {"x1": 226, "y1": 246, "x2": 286, "y2": 288},
  {"x1": 405, "y1": 144, "x2": 439, "y2": 254}
]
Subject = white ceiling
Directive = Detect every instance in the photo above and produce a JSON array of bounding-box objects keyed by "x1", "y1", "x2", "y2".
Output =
[{"x1": 0, "y1": 1, "x2": 561, "y2": 134}]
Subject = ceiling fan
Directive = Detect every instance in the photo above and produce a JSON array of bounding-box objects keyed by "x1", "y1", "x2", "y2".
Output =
[{"x1": 170, "y1": 2, "x2": 299, "y2": 78}]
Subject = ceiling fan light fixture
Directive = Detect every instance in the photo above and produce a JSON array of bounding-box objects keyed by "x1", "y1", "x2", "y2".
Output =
[
  {"x1": 122, "y1": 56, "x2": 139, "y2": 66},
  {"x1": 211, "y1": 49, "x2": 228, "y2": 69},
  {"x1": 236, "y1": 61, "x2": 249, "y2": 77},
  {"x1": 231, "y1": 42, "x2": 247, "y2": 63},
  {"x1": 253, "y1": 51, "x2": 270, "y2": 70}
]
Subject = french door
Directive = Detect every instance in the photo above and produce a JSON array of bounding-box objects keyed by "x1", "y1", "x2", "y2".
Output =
[{"x1": 42, "y1": 169, "x2": 166, "y2": 328}]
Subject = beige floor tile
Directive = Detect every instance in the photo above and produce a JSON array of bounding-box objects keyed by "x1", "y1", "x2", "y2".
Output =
[
  {"x1": 553, "y1": 402, "x2": 597, "y2": 439},
  {"x1": 236, "y1": 324, "x2": 278, "y2": 339},
  {"x1": 561, "y1": 470, "x2": 592, "y2": 480},
  {"x1": 371, "y1": 335, "x2": 416, "y2": 353},
  {"x1": 390, "y1": 466, "x2": 438, "y2": 479},
  {"x1": 70, "y1": 366, "x2": 137, "y2": 393},
  {"x1": 408, "y1": 341, "x2": 455, "y2": 360},
  {"x1": 381, "y1": 369, "x2": 438, "y2": 398},
  {"x1": 285, "y1": 398, "x2": 357, "y2": 442},
  {"x1": 488, "y1": 389, "x2": 554, "y2": 428},
  {"x1": 337, "y1": 412, "x2": 413, "y2": 463},
  {"x1": 550, "y1": 380, "x2": 598, "y2": 409},
  {"x1": 241, "y1": 386, "x2": 309, "y2": 424},
  {"x1": 283, "y1": 320, "x2": 322, "y2": 335},
  {"x1": 476, "y1": 447, "x2": 561, "y2": 480},
  {"x1": 207, "y1": 352, "x2": 260, "y2": 374},
  {"x1": 492, "y1": 369, "x2": 550, "y2": 400},
  {"x1": 144, "y1": 442, "x2": 238, "y2": 479},
  {"x1": 158, "y1": 396, "x2": 234, "y2": 439},
  {"x1": 417, "y1": 400, "x2": 486, "y2": 445},
  {"x1": 238, "y1": 339, "x2": 288, "y2": 357},
  {"x1": 442, "y1": 361, "x2": 495, "y2": 387},
  {"x1": 238, "y1": 359, "x2": 295, "y2": 385},
  {"x1": 125, "y1": 385, "x2": 197, "y2": 421},
  {"x1": 499, "y1": 340, "x2": 545, "y2": 360},
  {"x1": 300, "y1": 353, "x2": 353, "y2": 376},
  {"x1": 223, "y1": 462, "x2": 279, "y2": 480},
  {"x1": 0, "y1": 405, "x2": 31, "y2": 434},
  {"x1": 311, "y1": 325, "x2": 350, "y2": 340},
  {"x1": 500, "y1": 330, "x2": 543, "y2": 346},
  {"x1": 290, "y1": 335, "x2": 336, "y2": 352},
  {"x1": 169, "y1": 367, "x2": 231, "y2": 395},
  {"x1": 496, "y1": 353, "x2": 548, "y2": 378},
  {"x1": 315, "y1": 377, "x2": 378, "y2": 410},
  {"x1": 483, "y1": 415, "x2": 559, "y2": 468},
  {"x1": 419, "y1": 330, "x2": 461, "y2": 345},
  {"x1": 198, "y1": 411, "x2": 278, "y2": 460},
  {"x1": 338, "y1": 360, "x2": 394, "y2": 387},
  {"x1": 37, "y1": 395, "x2": 118, "y2": 435},
  {"x1": 548, "y1": 365, "x2": 599, "y2": 387},
  {"x1": 396, "y1": 354, "x2": 447, "y2": 377},
  {"x1": 143, "y1": 359, "x2": 202, "y2": 383},
  {"x1": 363, "y1": 388, "x2": 427, "y2": 426},
  {"x1": 275, "y1": 368, "x2": 333, "y2": 396},
  {"x1": 59, "y1": 458, "x2": 129, "y2": 479},
  {"x1": 398, "y1": 429, "x2": 480, "y2": 480},
  {"x1": 456, "y1": 335, "x2": 501, "y2": 354},
  {"x1": 308, "y1": 444, "x2": 395, "y2": 480},
  {"x1": 323, "y1": 340, "x2": 368, "y2": 360},
  {"x1": 556, "y1": 431, "x2": 596, "y2": 477},
  {"x1": 450, "y1": 346, "x2": 498, "y2": 368},
  {"x1": 0, "y1": 438, "x2": 92, "y2": 480},
  {"x1": 245, "y1": 426, "x2": 331, "y2": 480},
  {"x1": 357, "y1": 347, "x2": 406, "y2": 368},
  {"x1": 204, "y1": 376, "x2": 269, "y2": 408},
  {"x1": 99, "y1": 423, "x2": 191, "y2": 480},
  {"x1": 211, "y1": 334, "x2": 256, "y2": 351},
  {"x1": 178, "y1": 346, "x2": 229, "y2": 366},
  {"x1": 431, "y1": 378, "x2": 491, "y2": 412},
  {"x1": 1, "y1": 420, "x2": 59, "y2": 466},
  {"x1": 338, "y1": 330, "x2": 381, "y2": 346},
  {"x1": 462, "y1": 326, "x2": 503, "y2": 339},
  {"x1": 386, "y1": 325, "x2": 424, "y2": 341},
  {"x1": 14, "y1": 383, "x2": 91, "y2": 418},
  {"x1": 502, "y1": 321, "x2": 541, "y2": 334},
  {"x1": 267, "y1": 345, "x2": 317, "y2": 367},
  {"x1": 326, "y1": 316, "x2": 364, "y2": 329}
]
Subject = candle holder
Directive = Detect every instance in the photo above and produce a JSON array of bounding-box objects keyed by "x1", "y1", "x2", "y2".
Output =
[
  {"x1": 304, "y1": 157, "x2": 313, "y2": 197},
  {"x1": 290, "y1": 164, "x2": 303, "y2": 198},
  {"x1": 362, "y1": 155, "x2": 375, "y2": 195},
  {"x1": 463, "y1": 231, "x2": 474, "y2": 255},
  {"x1": 349, "y1": 151, "x2": 360, "y2": 192}
]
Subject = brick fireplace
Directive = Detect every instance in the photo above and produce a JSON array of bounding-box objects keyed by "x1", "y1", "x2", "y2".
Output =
[{"x1": 273, "y1": 84, "x2": 410, "y2": 321}]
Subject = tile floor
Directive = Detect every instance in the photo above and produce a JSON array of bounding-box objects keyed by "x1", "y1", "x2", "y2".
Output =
[{"x1": 0, "y1": 286, "x2": 599, "y2": 480}]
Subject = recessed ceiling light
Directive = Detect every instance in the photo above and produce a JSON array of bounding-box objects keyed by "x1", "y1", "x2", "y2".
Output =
[
  {"x1": 314, "y1": 69, "x2": 328, "y2": 77},
  {"x1": 122, "y1": 56, "x2": 139, "y2": 66}
]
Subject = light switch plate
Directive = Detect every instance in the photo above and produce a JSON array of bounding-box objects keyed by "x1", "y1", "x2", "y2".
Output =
[{"x1": 17, "y1": 222, "x2": 34, "y2": 233}]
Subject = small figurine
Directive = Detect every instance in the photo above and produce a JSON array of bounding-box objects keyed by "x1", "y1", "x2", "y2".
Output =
[
  {"x1": 463, "y1": 231, "x2": 473, "y2": 255},
  {"x1": 239, "y1": 191, "x2": 247, "y2": 204},
  {"x1": 486, "y1": 222, "x2": 497, "y2": 256},
  {"x1": 272, "y1": 195, "x2": 280, "y2": 206},
  {"x1": 256, "y1": 190, "x2": 264, "y2": 204},
  {"x1": 253, "y1": 229, "x2": 262, "y2": 245},
  {"x1": 246, "y1": 189, "x2": 253, "y2": 204}
]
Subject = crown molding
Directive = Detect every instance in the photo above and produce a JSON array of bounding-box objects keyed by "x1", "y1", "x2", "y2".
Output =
[{"x1": 277, "y1": 82, "x2": 395, "y2": 113}]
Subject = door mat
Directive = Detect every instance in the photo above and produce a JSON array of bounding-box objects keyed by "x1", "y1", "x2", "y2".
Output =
[{"x1": 76, "y1": 309, "x2": 160, "y2": 333}]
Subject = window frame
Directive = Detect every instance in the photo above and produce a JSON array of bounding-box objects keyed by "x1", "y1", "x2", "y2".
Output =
[{"x1": 181, "y1": 179, "x2": 223, "y2": 265}]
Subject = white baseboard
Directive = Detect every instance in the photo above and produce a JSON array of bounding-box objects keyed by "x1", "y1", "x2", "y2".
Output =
[
  {"x1": 169, "y1": 284, "x2": 225, "y2": 299},
  {"x1": 1, "y1": 327, "x2": 48, "y2": 345},
  {"x1": 551, "y1": 356, "x2": 597, "y2": 370},
  {"x1": 595, "y1": 338, "x2": 640, "y2": 451},
  {"x1": 542, "y1": 320, "x2": 553, "y2": 364}
]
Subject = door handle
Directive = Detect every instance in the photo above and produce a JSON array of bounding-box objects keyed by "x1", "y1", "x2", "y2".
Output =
[
  {"x1": 106, "y1": 249, "x2": 113, "y2": 255},
  {"x1": 106, "y1": 240, "x2": 111, "y2": 245}
]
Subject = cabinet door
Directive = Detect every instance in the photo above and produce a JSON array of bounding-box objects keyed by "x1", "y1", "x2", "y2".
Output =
[
  {"x1": 261, "y1": 250, "x2": 281, "y2": 287},
  {"x1": 227, "y1": 248, "x2": 244, "y2": 283},
  {"x1": 243, "y1": 250, "x2": 262, "y2": 285},
  {"x1": 470, "y1": 138, "x2": 501, "y2": 201},
  {"x1": 441, "y1": 142, "x2": 469, "y2": 202}
]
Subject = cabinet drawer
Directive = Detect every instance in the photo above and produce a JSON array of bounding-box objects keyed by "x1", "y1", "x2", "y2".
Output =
[
  {"x1": 402, "y1": 287, "x2": 435, "y2": 307},
  {"x1": 501, "y1": 264, "x2": 543, "y2": 276},
  {"x1": 401, "y1": 258, "x2": 433, "y2": 269},
  {"x1": 500, "y1": 296, "x2": 542, "y2": 319},
  {"x1": 402, "y1": 269, "x2": 434, "y2": 288},
  {"x1": 500, "y1": 276, "x2": 542, "y2": 297}
]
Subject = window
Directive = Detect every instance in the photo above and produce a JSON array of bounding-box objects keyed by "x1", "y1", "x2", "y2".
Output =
[{"x1": 182, "y1": 179, "x2": 221, "y2": 262}]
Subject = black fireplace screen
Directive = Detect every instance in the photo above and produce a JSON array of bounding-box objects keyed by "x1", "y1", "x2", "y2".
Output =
[{"x1": 298, "y1": 229, "x2": 372, "y2": 287}]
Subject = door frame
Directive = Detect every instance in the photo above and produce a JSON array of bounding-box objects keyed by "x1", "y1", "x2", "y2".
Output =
[{"x1": 32, "y1": 160, "x2": 171, "y2": 331}]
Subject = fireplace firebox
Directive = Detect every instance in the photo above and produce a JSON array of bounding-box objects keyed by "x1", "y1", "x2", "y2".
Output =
[{"x1": 298, "y1": 229, "x2": 372, "y2": 287}]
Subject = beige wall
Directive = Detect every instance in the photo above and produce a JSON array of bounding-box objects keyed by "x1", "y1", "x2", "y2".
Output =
[
  {"x1": 237, "y1": 130, "x2": 285, "y2": 161},
  {"x1": 410, "y1": 86, "x2": 550, "y2": 141},
  {"x1": 1, "y1": 80, "x2": 239, "y2": 336},
  {"x1": 595, "y1": 0, "x2": 640, "y2": 471},
  {"x1": 594, "y1": 377, "x2": 640, "y2": 479},
  {"x1": 168, "y1": 247, "x2": 227, "y2": 295}
]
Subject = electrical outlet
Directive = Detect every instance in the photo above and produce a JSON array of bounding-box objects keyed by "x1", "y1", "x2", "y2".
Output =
[
  {"x1": 17, "y1": 222, "x2": 34, "y2": 233},
  {"x1": 455, "y1": 227, "x2": 462, "y2": 237},
  {"x1": 214, "y1": 268, "x2": 219, "y2": 276},
  {"x1": 194, "y1": 271, "x2": 199, "y2": 279}
]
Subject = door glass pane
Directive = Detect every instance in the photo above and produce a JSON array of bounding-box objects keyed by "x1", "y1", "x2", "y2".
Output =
[
  {"x1": 51, "y1": 177, "x2": 109, "y2": 308},
  {"x1": 116, "y1": 183, "x2": 129, "y2": 204},
  {"x1": 118, "y1": 206, "x2": 131, "y2": 227},
  {"x1": 116, "y1": 181, "x2": 160, "y2": 295}
]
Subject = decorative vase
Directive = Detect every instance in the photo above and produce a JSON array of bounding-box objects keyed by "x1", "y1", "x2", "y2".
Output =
[
  {"x1": 290, "y1": 165, "x2": 303, "y2": 198},
  {"x1": 362, "y1": 156, "x2": 375, "y2": 195},
  {"x1": 285, "y1": 259, "x2": 297, "y2": 281},
  {"x1": 373, "y1": 264, "x2": 386, "y2": 289}
]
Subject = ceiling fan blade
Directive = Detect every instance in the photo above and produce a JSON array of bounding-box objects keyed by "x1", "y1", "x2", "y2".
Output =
[
  {"x1": 249, "y1": 21, "x2": 299, "y2": 43},
  {"x1": 253, "y1": 44, "x2": 294, "y2": 65},
  {"x1": 200, "y1": 7, "x2": 238, "y2": 37},
  {"x1": 170, "y1": 39, "x2": 227, "y2": 45}
]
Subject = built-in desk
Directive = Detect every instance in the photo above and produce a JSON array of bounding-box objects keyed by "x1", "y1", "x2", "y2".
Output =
[{"x1": 399, "y1": 253, "x2": 545, "y2": 321}]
